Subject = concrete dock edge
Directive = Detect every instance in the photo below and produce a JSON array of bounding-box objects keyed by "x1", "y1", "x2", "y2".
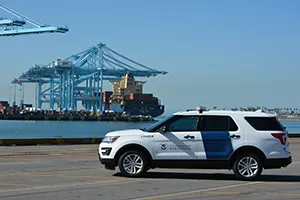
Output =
[
  {"x1": 0, "y1": 134, "x2": 299, "y2": 146},
  {"x1": 0, "y1": 138, "x2": 102, "y2": 146}
]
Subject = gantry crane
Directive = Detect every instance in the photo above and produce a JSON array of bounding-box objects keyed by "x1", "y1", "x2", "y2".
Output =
[
  {"x1": 12, "y1": 42, "x2": 167, "y2": 112},
  {"x1": 0, "y1": 3, "x2": 68, "y2": 36}
]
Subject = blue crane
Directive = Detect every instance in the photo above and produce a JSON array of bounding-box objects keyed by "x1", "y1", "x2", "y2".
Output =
[
  {"x1": 12, "y1": 43, "x2": 167, "y2": 112},
  {"x1": 0, "y1": 3, "x2": 68, "y2": 36}
]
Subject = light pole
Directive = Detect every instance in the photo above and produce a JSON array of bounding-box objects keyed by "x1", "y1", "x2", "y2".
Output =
[
  {"x1": 35, "y1": 81, "x2": 37, "y2": 109},
  {"x1": 13, "y1": 84, "x2": 16, "y2": 106},
  {"x1": 8, "y1": 85, "x2": 11, "y2": 105}
]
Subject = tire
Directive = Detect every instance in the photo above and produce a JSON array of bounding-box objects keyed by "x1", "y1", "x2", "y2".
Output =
[
  {"x1": 233, "y1": 153, "x2": 263, "y2": 181},
  {"x1": 118, "y1": 150, "x2": 149, "y2": 177}
]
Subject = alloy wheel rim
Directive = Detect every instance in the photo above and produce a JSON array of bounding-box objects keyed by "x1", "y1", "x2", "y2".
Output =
[
  {"x1": 237, "y1": 156, "x2": 258, "y2": 178},
  {"x1": 123, "y1": 154, "x2": 144, "y2": 175}
]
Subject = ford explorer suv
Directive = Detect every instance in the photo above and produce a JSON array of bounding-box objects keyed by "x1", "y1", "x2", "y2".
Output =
[{"x1": 98, "y1": 107, "x2": 292, "y2": 180}]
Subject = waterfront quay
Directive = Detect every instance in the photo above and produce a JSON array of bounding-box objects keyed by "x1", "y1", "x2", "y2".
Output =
[
  {"x1": 0, "y1": 139, "x2": 299, "y2": 200},
  {"x1": 0, "y1": 113, "x2": 154, "y2": 122}
]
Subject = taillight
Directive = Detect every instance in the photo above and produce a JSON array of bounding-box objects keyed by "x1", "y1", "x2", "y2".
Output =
[{"x1": 271, "y1": 133, "x2": 286, "y2": 145}]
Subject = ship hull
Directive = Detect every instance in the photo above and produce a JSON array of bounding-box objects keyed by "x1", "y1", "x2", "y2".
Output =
[{"x1": 124, "y1": 104, "x2": 164, "y2": 118}]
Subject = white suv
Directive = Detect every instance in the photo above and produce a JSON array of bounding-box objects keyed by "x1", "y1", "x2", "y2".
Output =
[{"x1": 98, "y1": 108, "x2": 292, "y2": 180}]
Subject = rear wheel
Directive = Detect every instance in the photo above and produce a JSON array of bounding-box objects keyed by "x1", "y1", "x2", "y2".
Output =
[
  {"x1": 233, "y1": 153, "x2": 263, "y2": 181},
  {"x1": 118, "y1": 150, "x2": 148, "y2": 177}
]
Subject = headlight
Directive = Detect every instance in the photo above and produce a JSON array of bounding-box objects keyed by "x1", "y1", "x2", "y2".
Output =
[{"x1": 102, "y1": 136, "x2": 120, "y2": 143}]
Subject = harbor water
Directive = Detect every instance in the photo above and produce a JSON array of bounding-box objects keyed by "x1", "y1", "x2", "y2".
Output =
[{"x1": 0, "y1": 119, "x2": 299, "y2": 139}]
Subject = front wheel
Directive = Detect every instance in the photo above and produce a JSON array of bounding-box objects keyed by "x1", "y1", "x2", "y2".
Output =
[
  {"x1": 118, "y1": 150, "x2": 148, "y2": 177},
  {"x1": 233, "y1": 153, "x2": 263, "y2": 181}
]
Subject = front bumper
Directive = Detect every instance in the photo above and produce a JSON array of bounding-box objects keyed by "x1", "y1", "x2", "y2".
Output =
[
  {"x1": 264, "y1": 156, "x2": 292, "y2": 169},
  {"x1": 98, "y1": 153, "x2": 115, "y2": 170}
]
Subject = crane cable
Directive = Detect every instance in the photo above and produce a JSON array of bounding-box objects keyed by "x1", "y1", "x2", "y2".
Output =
[
  {"x1": 104, "y1": 46, "x2": 155, "y2": 71},
  {"x1": 0, "y1": 3, "x2": 41, "y2": 27}
]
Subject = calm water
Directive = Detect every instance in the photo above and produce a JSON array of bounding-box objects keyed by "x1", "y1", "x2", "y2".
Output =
[
  {"x1": 281, "y1": 121, "x2": 300, "y2": 134},
  {"x1": 0, "y1": 119, "x2": 299, "y2": 139}
]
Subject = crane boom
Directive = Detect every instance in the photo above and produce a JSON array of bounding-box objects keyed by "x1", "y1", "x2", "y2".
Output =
[
  {"x1": 0, "y1": 26, "x2": 69, "y2": 36},
  {"x1": 0, "y1": 26, "x2": 68, "y2": 36},
  {"x1": 0, "y1": 3, "x2": 69, "y2": 36},
  {"x1": 0, "y1": 3, "x2": 41, "y2": 27},
  {"x1": 0, "y1": 19, "x2": 25, "y2": 26}
]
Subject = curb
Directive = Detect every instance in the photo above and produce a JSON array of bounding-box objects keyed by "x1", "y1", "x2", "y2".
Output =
[
  {"x1": 0, "y1": 115, "x2": 154, "y2": 122},
  {"x1": 0, "y1": 134, "x2": 300, "y2": 146},
  {"x1": 288, "y1": 134, "x2": 300, "y2": 138},
  {"x1": 0, "y1": 138, "x2": 102, "y2": 146}
]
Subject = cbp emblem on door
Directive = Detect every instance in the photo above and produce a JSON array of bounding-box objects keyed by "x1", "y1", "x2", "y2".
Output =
[{"x1": 160, "y1": 143, "x2": 168, "y2": 151}]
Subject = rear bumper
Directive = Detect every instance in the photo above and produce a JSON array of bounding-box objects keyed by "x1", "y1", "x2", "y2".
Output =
[
  {"x1": 264, "y1": 156, "x2": 292, "y2": 169},
  {"x1": 98, "y1": 153, "x2": 115, "y2": 170}
]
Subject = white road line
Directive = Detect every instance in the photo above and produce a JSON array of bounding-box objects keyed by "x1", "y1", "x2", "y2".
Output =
[
  {"x1": 0, "y1": 161, "x2": 50, "y2": 165},
  {"x1": 132, "y1": 182, "x2": 261, "y2": 200},
  {"x1": 292, "y1": 161, "x2": 300, "y2": 164},
  {"x1": 0, "y1": 179, "x2": 143, "y2": 194}
]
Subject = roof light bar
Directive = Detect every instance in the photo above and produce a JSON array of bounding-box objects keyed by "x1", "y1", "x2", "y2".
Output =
[{"x1": 196, "y1": 106, "x2": 207, "y2": 113}]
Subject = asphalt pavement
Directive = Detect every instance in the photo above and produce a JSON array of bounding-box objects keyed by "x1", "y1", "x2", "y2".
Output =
[{"x1": 0, "y1": 140, "x2": 299, "y2": 200}]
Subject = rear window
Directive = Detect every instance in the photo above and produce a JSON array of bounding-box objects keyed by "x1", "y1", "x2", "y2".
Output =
[{"x1": 244, "y1": 117, "x2": 284, "y2": 131}]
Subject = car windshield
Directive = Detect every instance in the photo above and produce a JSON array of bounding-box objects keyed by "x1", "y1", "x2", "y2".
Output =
[{"x1": 144, "y1": 115, "x2": 175, "y2": 132}]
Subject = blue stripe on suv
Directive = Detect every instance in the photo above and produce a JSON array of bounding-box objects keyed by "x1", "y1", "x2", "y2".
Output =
[{"x1": 201, "y1": 131, "x2": 233, "y2": 160}]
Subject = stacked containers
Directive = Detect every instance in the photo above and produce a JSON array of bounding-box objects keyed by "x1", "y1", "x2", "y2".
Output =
[
  {"x1": 103, "y1": 91, "x2": 113, "y2": 103},
  {"x1": 0, "y1": 101, "x2": 9, "y2": 112}
]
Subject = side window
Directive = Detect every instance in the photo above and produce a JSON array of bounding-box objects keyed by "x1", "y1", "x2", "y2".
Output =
[
  {"x1": 200, "y1": 116, "x2": 238, "y2": 131},
  {"x1": 166, "y1": 116, "x2": 199, "y2": 132},
  {"x1": 244, "y1": 117, "x2": 284, "y2": 131},
  {"x1": 229, "y1": 117, "x2": 238, "y2": 131}
]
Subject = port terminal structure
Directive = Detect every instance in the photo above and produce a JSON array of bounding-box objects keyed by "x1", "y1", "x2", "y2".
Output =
[
  {"x1": 0, "y1": 3, "x2": 69, "y2": 36},
  {"x1": 11, "y1": 43, "x2": 168, "y2": 112}
]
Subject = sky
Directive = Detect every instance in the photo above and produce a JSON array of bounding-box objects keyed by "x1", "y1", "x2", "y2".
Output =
[{"x1": 1, "y1": 0, "x2": 300, "y2": 115}]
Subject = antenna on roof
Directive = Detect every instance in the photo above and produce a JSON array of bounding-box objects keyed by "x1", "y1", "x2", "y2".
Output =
[{"x1": 196, "y1": 106, "x2": 207, "y2": 113}]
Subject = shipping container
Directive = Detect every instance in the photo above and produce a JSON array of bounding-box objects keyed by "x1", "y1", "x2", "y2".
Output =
[
  {"x1": 104, "y1": 91, "x2": 113, "y2": 96},
  {"x1": 130, "y1": 93, "x2": 154, "y2": 100},
  {"x1": 0, "y1": 101, "x2": 9, "y2": 107}
]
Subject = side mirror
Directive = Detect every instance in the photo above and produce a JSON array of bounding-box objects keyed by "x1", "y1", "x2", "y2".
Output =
[{"x1": 159, "y1": 125, "x2": 169, "y2": 133}]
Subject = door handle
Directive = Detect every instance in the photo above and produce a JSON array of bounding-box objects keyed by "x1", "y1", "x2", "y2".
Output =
[
  {"x1": 184, "y1": 135, "x2": 195, "y2": 139},
  {"x1": 230, "y1": 134, "x2": 241, "y2": 139}
]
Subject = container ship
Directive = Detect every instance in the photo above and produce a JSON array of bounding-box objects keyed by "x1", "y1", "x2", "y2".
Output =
[{"x1": 102, "y1": 73, "x2": 164, "y2": 117}]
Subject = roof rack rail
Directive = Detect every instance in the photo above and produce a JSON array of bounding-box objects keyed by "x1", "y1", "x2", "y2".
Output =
[
  {"x1": 186, "y1": 109, "x2": 197, "y2": 112},
  {"x1": 255, "y1": 109, "x2": 264, "y2": 113}
]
